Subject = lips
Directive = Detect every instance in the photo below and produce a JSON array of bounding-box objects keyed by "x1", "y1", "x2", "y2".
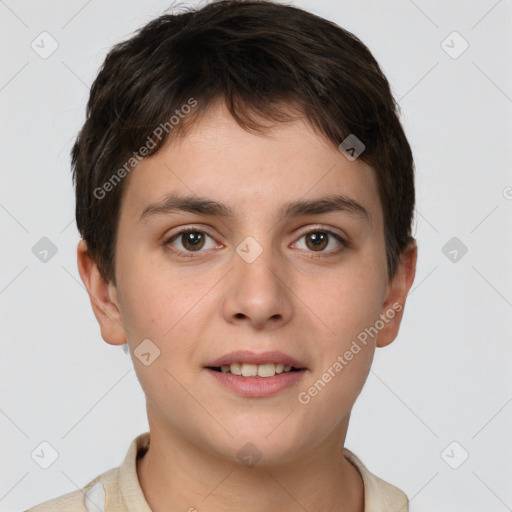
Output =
[
  {"x1": 204, "y1": 350, "x2": 308, "y2": 396},
  {"x1": 205, "y1": 350, "x2": 306, "y2": 369}
]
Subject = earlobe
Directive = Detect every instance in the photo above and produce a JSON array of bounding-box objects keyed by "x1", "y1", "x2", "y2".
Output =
[
  {"x1": 376, "y1": 240, "x2": 418, "y2": 348},
  {"x1": 76, "y1": 239, "x2": 127, "y2": 346}
]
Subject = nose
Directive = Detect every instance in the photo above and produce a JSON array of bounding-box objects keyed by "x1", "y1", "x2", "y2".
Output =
[{"x1": 221, "y1": 242, "x2": 294, "y2": 330}]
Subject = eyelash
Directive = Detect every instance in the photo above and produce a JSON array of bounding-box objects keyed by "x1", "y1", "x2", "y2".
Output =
[{"x1": 163, "y1": 226, "x2": 348, "y2": 259}]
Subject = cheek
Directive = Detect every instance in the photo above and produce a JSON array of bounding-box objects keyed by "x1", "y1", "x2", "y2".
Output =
[
  {"x1": 301, "y1": 254, "x2": 385, "y2": 412},
  {"x1": 116, "y1": 249, "x2": 193, "y2": 335},
  {"x1": 116, "y1": 255, "x2": 221, "y2": 374},
  {"x1": 117, "y1": 265, "x2": 209, "y2": 401},
  {"x1": 305, "y1": 262, "x2": 385, "y2": 349}
]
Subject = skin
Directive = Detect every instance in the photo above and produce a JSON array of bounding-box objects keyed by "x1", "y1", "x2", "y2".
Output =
[{"x1": 77, "y1": 100, "x2": 417, "y2": 512}]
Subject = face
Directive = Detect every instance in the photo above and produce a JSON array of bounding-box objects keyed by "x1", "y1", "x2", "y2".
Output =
[{"x1": 78, "y1": 101, "x2": 416, "y2": 465}]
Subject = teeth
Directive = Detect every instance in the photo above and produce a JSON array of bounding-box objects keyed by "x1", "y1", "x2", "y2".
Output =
[
  {"x1": 229, "y1": 363, "x2": 242, "y2": 375},
  {"x1": 241, "y1": 363, "x2": 258, "y2": 377},
  {"x1": 217, "y1": 362, "x2": 297, "y2": 378},
  {"x1": 257, "y1": 363, "x2": 276, "y2": 377}
]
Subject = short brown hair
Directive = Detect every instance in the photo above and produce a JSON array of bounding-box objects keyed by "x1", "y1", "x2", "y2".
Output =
[{"x1": 72, "y1": 0, "x2": 415, "y2": 285}]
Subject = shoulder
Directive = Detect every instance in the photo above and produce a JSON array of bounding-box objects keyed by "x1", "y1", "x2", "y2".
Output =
[
  {"x1": 25, "y1": 432, "x2": 150, "y2": 512},
  {"x1": 343, "y1": 448, "x2": 409, "y2": 512},
  {"x1": 25, "y1": 468, "x2": 118, "y2": 512}
]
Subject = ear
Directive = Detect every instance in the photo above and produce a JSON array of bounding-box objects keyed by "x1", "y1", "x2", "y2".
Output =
[
  {"x1": 76, "y1": 239, "x2": 127, "y2": 346},
  {"x1": 376, "y1": 240, "x2": 418, "y2": 348}
]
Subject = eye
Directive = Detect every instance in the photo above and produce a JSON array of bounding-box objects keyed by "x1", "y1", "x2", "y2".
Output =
[
  {"x1": 164, "y1": 226, "x2": 347, "y2": 259},
  {"x1": 165, "y1": 229, "x2": 220, "y2": 256},
  {"x1": 292, "y1": 228, "x2": 347, "y2": 256}
]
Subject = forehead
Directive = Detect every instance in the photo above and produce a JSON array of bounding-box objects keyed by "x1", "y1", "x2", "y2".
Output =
[{"x1": 119, "y1": 102, "x2": 382, "y2": 229}]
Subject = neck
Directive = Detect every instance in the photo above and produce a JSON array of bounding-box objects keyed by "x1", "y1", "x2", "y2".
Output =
[{"x1": 137, "y1": 414, "x2": 364, "y2": 512}]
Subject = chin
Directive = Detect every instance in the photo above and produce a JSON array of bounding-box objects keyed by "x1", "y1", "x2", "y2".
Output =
[{"x1": 214, "y1": 422, "x2": 309, "y2": 465}]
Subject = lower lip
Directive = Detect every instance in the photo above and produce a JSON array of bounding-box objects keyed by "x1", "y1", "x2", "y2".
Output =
[{"x1": 205, "y1": 368, "x2": 306, "y2": 397}]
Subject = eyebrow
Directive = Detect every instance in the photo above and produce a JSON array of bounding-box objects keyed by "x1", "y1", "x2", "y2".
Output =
[{"x1": 139, "y1": 193, "x2": 371, "y2": 225}]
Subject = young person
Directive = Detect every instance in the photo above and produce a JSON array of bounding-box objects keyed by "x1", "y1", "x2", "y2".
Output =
[{"x1": 28, "y1": 1, "x2": 417, "y2": 510}]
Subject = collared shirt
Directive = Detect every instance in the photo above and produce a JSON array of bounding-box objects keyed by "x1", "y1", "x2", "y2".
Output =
[{"x1": 26, "y1": 432, "x2": 409, "y2": 512}]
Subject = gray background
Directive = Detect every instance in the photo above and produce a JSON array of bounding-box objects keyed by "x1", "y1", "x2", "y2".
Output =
[{"x1": 1, "y1": 0, "x2": 511, "y2": 511}]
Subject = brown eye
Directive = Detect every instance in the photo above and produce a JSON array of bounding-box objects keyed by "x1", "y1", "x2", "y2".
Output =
[
  {"x1": 165, "y1": 230, "x2": 218, "y2": 254},
  {"x1": 304, "y1": 232, "x2": 328, "y2": 251},
  {"x1": 180, "y1": 231, "x2": 206, "y2": 251},
  {"x1": 293, "y1": 229, "x2": 346, "y2": 255}
]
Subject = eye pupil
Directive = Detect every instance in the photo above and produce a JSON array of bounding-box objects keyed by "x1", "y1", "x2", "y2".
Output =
[
  {"x1": 183, "y1": 231, "x2": 205, "y2": 251},
  {"x1": 306, "y1": 232, "x2": 328, "y2": 251}
]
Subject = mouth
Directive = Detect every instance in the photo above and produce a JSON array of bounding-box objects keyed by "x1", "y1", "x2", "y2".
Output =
[
  {"x1": 205, "y1": 350, "x2": 307, "y2": 376},
  {"x1": 207, "y1": 363, "x2": 304, "y2": 378},
  {"x1": 204, "y1": 350, "x2": 307, "y2": 397}
]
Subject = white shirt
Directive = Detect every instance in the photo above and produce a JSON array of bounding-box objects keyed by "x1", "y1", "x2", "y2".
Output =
[{"x1": 26, "y1": 431, "x2": 409, "y2": 512}]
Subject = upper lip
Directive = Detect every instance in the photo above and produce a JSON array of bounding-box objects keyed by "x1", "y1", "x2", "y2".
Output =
[{"x1": 205, "y1": 350, "x2": 306, "y2": 369}]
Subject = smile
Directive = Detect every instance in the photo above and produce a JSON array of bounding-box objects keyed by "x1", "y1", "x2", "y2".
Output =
[{"x1": 209, "y1": 362, "x2": 300, "y2": 378}]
